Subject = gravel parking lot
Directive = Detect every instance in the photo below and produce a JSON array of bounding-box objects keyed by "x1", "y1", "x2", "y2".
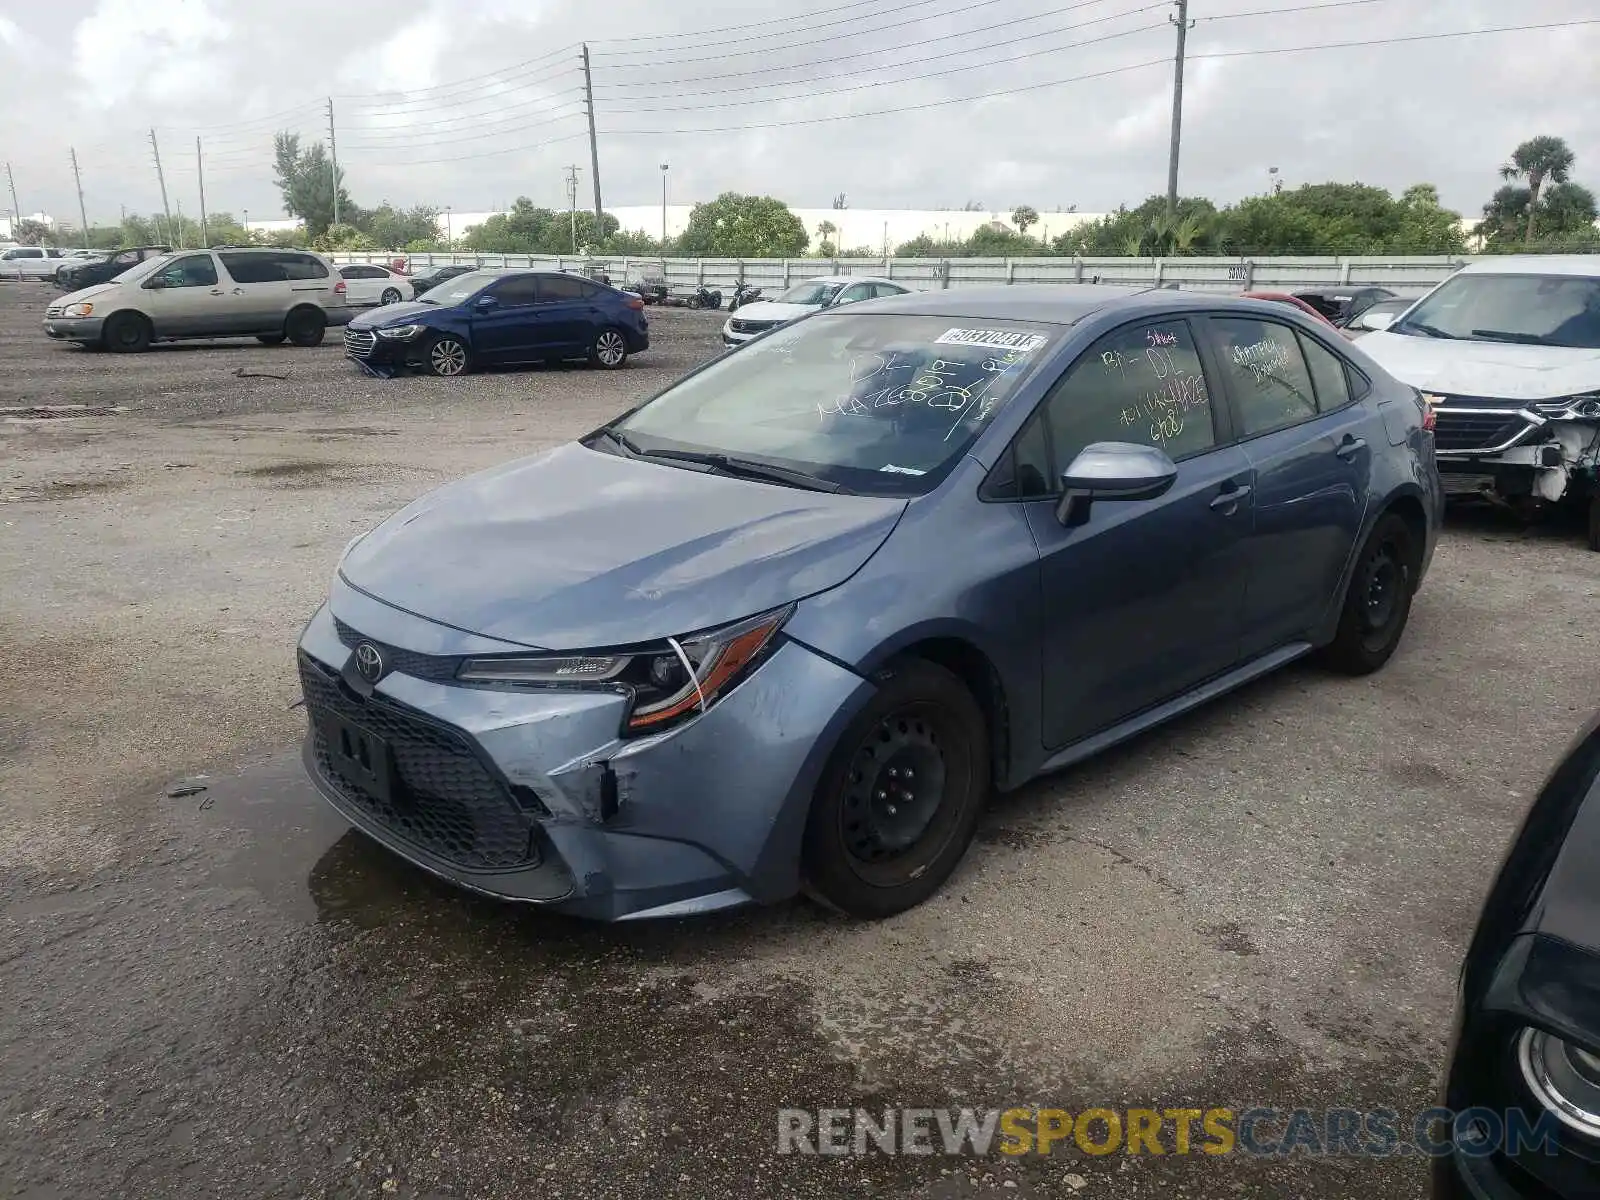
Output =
[{"x1": 1, "y1": 277, "x2": 1597, "y2": 1200}]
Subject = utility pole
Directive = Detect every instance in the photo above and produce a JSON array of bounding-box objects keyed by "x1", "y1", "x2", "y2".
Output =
[
  {"x1": 5, "y1": 161, "x2": 20, "y2": 230},
  {"x1": 195, "y1": 137, "x2": 209, "y2": 246},
  {"x1": 69, "y1": 148, "x2": 89, "y2": 248},
  {"x1": 660, "y1": 163, "x2": 669, "y2": 248},
  {"x1": 564, "y1": 164, "x2": 581, "y2": 253},
  {"x1": 149, "y1": 129, "x2": 174, "y2": 247},
  {"x1": 175, "y1": 198, "x2": 185, "y2": 249},
  {"x1": 581, "y1": 45, "x2": 603, "y2": 237},
  {"x1": 1165, "y1": 0, "x2": 1193, "y2": 219},
  {"x1": 326, "y1": 97, "x2": 341, "y2": 228}
]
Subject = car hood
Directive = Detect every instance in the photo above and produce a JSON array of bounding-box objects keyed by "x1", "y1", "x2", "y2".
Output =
[
  {"x1": 350, "y1": 300, "x2": 437, "y2": 329},
  {"x1": 55, "y1": 281, "x2": 122, "y2": 306},
  {"x1": 729, "y1": 301, "x2": 819, "y2": 324},
  {"x1": 1358, "y1": 330, "x2": 1600, "y2": 401},
  {"x1": 338, "y1": 441, "x2": 907, "y2": 650}
]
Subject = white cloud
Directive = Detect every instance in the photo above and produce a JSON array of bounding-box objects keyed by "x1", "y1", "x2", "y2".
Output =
[{"x1": 72, "y1": 0, "x2": 230, "y2": 109}]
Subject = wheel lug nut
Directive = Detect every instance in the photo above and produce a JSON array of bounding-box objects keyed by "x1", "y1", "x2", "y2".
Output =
[
  {"x1": 876, "y1": 790, "x2": 887, "y2": 800},
  {"x1": 904, "y1": 769, "x2": 914, "y2": 780},
  {"x1": 887, "y1": 805, "x2": 898, "y2": 815}
]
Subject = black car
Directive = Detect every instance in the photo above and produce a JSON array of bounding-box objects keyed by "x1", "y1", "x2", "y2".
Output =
[
  {"x1": 55, "y1": 246, "x2": 170, "y2": 289},
  {"x1": 1293, "y1": 287, "x2": 1398, "y2": 327},
  {"x1": 1437, "y1": 712, "x2": 1600, "y2": 1197},
  {"x1": 625, "y1": 274, "x2": 669, "y2": 304},
  {"x1": 406, "y1": 263, "x2": 478, "y2": 295}
]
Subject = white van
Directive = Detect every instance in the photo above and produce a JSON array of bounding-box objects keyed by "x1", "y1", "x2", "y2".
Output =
[{"x1": 43, "y1": 247, "x2": 352, "y2": 351}]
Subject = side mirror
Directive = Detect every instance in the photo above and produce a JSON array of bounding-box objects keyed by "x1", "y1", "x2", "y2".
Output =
[
  {"x1": 474, "y1": 294, "x2": 498, "y2": 309},
  {"x1": 1055, "y1": 442, "x2": 1178, "y2": 527},
  {"x1": 144, "y1": 275, "x2": 167, "y2": 290},
  {"x1": 1357, "y1": 310, "x2": 1396, "y2": 332}
]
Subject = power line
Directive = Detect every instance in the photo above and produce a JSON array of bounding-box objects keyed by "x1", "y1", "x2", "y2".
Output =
[
  {"x1": 594, "y1": 0, "x2": 955, "y2": 58},
  {"x1": 589, "y1": 0, "x2": 933, "y2": 45},
  {"x1": 594, "y1": 0, "x2": 1164, "y2": 94},
  {"x1": 337, "y1": 98, "x2": 588, "y2": 149},
  {"x1": 348, "y1": 131, "x2": 589, "y2": 168},
  {"x1": 597, "y1": 17, "x2": 1167, "y2": 114},
  {"x1": 1187, "y1": 15, "x2": 1600, "y2": 60},
  {"x1": 341, "y1": 62, "x2": 580, "y2": 112}
]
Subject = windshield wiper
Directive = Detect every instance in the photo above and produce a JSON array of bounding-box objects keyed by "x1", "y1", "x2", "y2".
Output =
[
  {"x1": 637, "y1": 447, "x2": 842, "y2": 493},
  {"x1": 1396, "y1": 320, "x2": 1456, "y2": 340},
  {"x1": 590, "y1": 427, "x2": 645, "y2": 457},
  {"x1": 1469, "y1": 329, "x2": 1551, "y2": 346}
]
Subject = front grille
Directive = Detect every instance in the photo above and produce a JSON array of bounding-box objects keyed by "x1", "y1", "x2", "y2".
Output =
[
  {"x1": 333, "y1": 617, "x2": 461, "y2": 682},
  {"x1": 731, "y1": 318, "x2": 777, "y2": 335},
  {"x1": 1432, "y1": 410, "x2": 1536, "y2": 453},
  {"x1": 344, "y1": 328, "x2": 376, "y2": 358},
  {"x1": 299, "y1": 652, "x2": 542, "y2": 869}
]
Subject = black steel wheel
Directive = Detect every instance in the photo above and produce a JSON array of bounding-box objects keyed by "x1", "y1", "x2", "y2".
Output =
[
  {"x1": 1319, "y1": 511, "x2": 1419, "y2": 675},
  {"x1": 102, "y1": 312, "x2": 151, "y2": 353},
  {"x1": 803, "y1": 659, "x2": 988, "y2": 918},
  {"x1": 285, "y1": 307, "x2": 326, "y2": 347}
]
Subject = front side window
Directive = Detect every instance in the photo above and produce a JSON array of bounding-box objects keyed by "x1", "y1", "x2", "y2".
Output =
[
  {"x1": 1210, "y1": 318, "x2": 1317, "y2": 437},
  {"x1": 1394, "y1": 272, "x2": 1600, "y2": 349},
  {"x1": 490, "y1": 275, "x2": 541, "y2": 306},
  {"x1": 420, "y1": 270, "x2": 500, "y2": 303},
  {"x1": 153, "y1": 254, "x2": 218, "y2": 288},
  {"x1": 610, "y1": 313, "x2": 1062, "y2": 496},
  {"x1": 1019, "y1": 319, "x2": 1218, "y2": 492},
  {"x1": 835, "y1": 284, "x2": 872, "y2": 305}
]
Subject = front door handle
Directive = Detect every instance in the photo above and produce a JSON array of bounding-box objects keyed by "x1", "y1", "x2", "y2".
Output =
[
  {"x1": 1210, "y1": 482, "x2": 1252, "y2": 513},
  {"x1": 1336, "y1": 435, "x2": 1368, "y2": 461},
  {"x1": 232, "y1": 288, "x2": 245, "y2": 295},
  {"x1": 210, "y1": 289, "x2": 224, "y2": 295}
]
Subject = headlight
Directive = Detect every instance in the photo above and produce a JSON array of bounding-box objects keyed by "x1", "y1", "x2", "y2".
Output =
[
  {"x1": 456, "y1": 606, "x2": 792, "y2": 734},
  {"x1": 1518, "y1": 1026, "x2": 1600, "y2": 1138},
  {"x1": 376, "y1": 324, "x2": 423, "y2": 339},
  {"x1": 1533, "y1": 393, "x2": 1600, "y2": 419},
  {"x1": 63, "y1": 302, "x2": 94, "y2": 317}
]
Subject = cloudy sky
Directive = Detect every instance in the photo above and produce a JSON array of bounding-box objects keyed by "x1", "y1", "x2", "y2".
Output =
[{"x1": 0, "y1": 0, "x2": 1596, "y2": 231}]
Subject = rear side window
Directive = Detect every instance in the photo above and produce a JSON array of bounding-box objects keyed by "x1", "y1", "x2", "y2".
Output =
[
  {"x1": 1297, "y1": 332, "x2": 1352, "y2": 412},
  {"x1": 276, "y1": 252, "x2": 328, "y2": 280},
  {"x1": 1210, "y1": 317, "x2": 1317, "y2": 437},
  {"x1": 220, "y1": 253, "x2": 282, "y2": 284},
  {"x1": 538, "y1": 274, "x2": 587, "y2": 302}
]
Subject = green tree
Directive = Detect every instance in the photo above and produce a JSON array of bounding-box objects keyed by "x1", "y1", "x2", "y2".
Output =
[
  {"x1": 313, "y1": 223, "x2": 378, "y2": 251},
  {"x1": 1011, "y1": 205, "x2": 1039, "y2": 234},
  {"x1": 1538, "y1": 181, "x2": 1600, "y2": 243},
  {"x1": 1500, "y1": 135, "x2": 1576, "y2": 243},
  {"x1": 272, "y1": 131, "x2": 352, "y2": 240},
  {"x1": 359, "y1": 202, "x2": 442, "y2": 250},
  {"x1": 460, "y1": 198, "x2": 622, "y2": 254},
  {"x1": 815, "y1": 219, "x2": 838, "y2": 257},
  {"x1": 13, "y1": 218, "x2": 49, "y2": 245},
  {"x1": 678, "y1": 193, "x2": 808, "y2": 258}
]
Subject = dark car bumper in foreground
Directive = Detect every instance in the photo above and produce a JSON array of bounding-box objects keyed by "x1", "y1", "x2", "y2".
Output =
[{"x1": 295, "y1": 590, "x2": 870, "y2": 920}]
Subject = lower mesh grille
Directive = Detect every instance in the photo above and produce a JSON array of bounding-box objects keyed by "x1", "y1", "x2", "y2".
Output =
[{"x1": 299, "y1": 652, "x2": 540, "y2": 869}]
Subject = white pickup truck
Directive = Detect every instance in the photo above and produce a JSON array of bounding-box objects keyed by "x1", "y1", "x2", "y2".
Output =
[{"x1": 0, "y1": 246, "x2": 68, "y2": 281}]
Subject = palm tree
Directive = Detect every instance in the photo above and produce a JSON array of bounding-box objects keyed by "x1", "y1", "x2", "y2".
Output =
[
  {"x1": 1500, "y1": 135, "x2": 1576, "y2": 243},
  {"x1": 1011, "y1": 205, "x2": 1039, "y2": 235}
]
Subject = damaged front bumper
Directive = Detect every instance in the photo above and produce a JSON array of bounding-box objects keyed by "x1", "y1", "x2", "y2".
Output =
[
  {"x1": 294, "y1": 582, "x2": 874, "y2": 921},
  {"x1": 1431, "y1": 397, "x2": 1600, "y2": 504}
]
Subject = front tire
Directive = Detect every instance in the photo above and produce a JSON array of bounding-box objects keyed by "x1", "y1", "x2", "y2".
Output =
[
  {"x1": 588, "y1": 327, "x2": 628, "y2": 370},
  {"x1": 424, "y1": 334, "x2": 471, "y2": 377},
  {"x1": 380, "y1": 287, "x2": 402, "y2": 305},
  {"x1": 1319, "y1": 512, "x2": 1419, "y2": 675},
  {"x1": 802, "y1": 659, "x2": 988, "y2": 919},
  {"x1": 1587, "y1": 495, "x2": 1600, "y2": 553},
  {"x1": 285, "y1": 307, "x2": 326, "y2": 347},
  {"x1": 102, "y1": 312, "x2": 151, "y2": 353}
]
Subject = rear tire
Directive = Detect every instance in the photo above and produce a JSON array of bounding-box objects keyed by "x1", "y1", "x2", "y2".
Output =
[
  {"x1": 802, "y1": 659, "x2": 988, "y2": 919},
  {"x1": 424, "y1": 334, "x2": 471, "y2": 377},
  {"x1": 285, "y1": 307, "x2": 326, "y2": 347},
  {"x1": 1318, "y1": 512, "x2": 1419, "y2": 675},
  {"x1": 380, "y1": 287, "x2": 402, "y2": 305},
  {"x1": 256, "y1": 333, "x2": 286, "y2": 345},
  {"x1": 1587, "y1": 496, "x2": 1600, "y2": 553},
  {"x1": 588, "y1": 327, "x2": 628, "y2": 370},
  {"x1": 102, "y1": 312, "x2": 151, "y2": 353}
]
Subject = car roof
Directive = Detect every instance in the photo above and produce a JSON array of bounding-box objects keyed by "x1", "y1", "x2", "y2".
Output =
[
  {"x1": 846, "y1": 283, "x2": 1160, "y2": 324},
  {"x1": 1457, "y1": 256, "x2": 1600, "y2": 277},
  {"x1": 799, "y1": 274, "x2": 900, "y2": 285}
]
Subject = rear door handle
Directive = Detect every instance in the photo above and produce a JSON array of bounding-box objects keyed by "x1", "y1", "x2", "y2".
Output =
[
  {"x1": 1210, "y1": 483, "x2": 1252, "y2": 512},
  {"x1": 1336, "y1": 436, "x2": 1368, "y2": 461}
]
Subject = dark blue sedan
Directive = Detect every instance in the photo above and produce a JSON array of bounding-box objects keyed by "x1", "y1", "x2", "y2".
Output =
[
  {"x1": 299, "y1": 285, "x2": 1442, "y2": 920},
  {"x1": 343, "y1": 268, "x2": 649, "y2": 376}
]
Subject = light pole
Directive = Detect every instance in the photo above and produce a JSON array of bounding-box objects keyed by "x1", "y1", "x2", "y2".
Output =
[
  {"x1": 660, "y1": 163, "x2": 669, "y2": 249},
  {"x1": 1267, "y1": 166, "x2": 1280, "y2": 196},
  {"x1": 242, "y1": 208, "x2": 249, "y2": 241},
  {"x1": 445, "y1": 205, "x2": 453, "y2": 250}
]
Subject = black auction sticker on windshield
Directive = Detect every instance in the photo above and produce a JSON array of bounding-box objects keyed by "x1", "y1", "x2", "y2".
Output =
[{"x1": 934, "y1": 328, "x2": 1049, "y2": 353}]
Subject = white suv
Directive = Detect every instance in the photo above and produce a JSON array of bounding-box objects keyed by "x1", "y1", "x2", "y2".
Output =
[
  {"x1": 43, "y1": 248, "x2": 352, "y2": 351},
  {"x1": 1355, "y1": 256, "x2": 1600, "y2": 548},
  {"x1": 1, "y1": 246, "x2": 67, "y2": 280}
]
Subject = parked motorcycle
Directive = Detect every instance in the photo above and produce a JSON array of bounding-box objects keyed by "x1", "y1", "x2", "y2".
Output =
[
  {"x1": 729, "y1": 283, "x2": 763, "y2": 311},
  {"x1": 686, "y1": 285, "x2": 723, "y2": 310}
]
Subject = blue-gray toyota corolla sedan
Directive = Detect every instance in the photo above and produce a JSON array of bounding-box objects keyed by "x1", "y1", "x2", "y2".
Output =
[{"x1": 297, "y1": 285, "x2": 1442, "y2": 921}]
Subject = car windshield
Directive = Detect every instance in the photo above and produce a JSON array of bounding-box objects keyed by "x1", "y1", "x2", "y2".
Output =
[
  {"x1": 419, "y1": 270, "x2": 497, "y2": 303},
  {"x1": 777, "y1": 281, "x2": 845, "y2": 306},
  {"x1": 608, "y1": 312, "x2": 1061, "y2": 496},
  {"x1": 1393, "y1": 272, "x2": 1600, "y2": 349},
  {"x1": 110, "y1": 254, "x2": 173, "y2": 284}
]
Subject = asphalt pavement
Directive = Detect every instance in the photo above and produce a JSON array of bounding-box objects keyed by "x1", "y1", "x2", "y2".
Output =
[{"x1": 1, "y1": 279, "x2": 1597, "y2": 1199}]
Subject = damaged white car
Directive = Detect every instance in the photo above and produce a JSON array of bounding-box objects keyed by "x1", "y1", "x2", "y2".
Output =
[{"x1": 1356, "y1": 256, "x2": 1600, "y2": 550}]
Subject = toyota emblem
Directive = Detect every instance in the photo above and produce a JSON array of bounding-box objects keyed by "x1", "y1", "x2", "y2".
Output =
[{"x1": 353, "y1": 642, "x2": 385, "y2": 683}]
